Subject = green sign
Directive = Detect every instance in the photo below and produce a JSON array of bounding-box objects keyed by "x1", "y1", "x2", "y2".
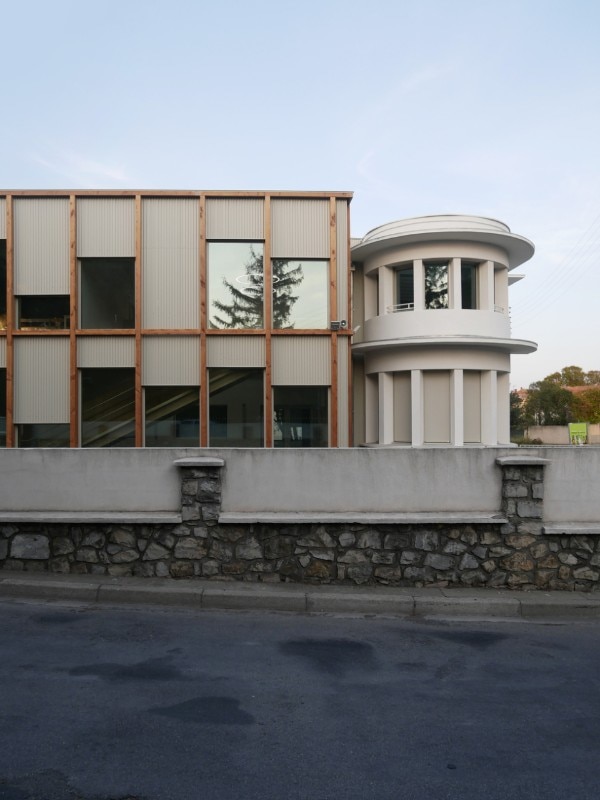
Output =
[{"x1": 568, "y1": 422, "x2": 588, "y2": 445}]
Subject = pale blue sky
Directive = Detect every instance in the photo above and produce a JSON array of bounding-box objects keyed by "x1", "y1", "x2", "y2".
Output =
[{"x1": 3, "y1": 0, "x2": 600, "y2": 388}]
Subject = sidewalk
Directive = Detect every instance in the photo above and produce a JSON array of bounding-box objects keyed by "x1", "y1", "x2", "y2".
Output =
[{"x1": 2, "y1": 571, "x2": 600, "y2": 620}]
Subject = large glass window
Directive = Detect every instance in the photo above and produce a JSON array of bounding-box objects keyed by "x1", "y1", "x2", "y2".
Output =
[
  {"x1": 81, "y1": 368, "x2": 135, "y2": 447},
  {"x1": 274, "y1": 386, "x2": 328, "y2": 447},
  {"x1": 424, "y1": 261, "x2": 449, "y2": 309},
  {"x1": 273, "y1": 259, "x2": 328, "y2": 329},
  {"x1": 145, "y1": 386, "x2": 200, "y2": 446},
  {"x1": 17, "y1": 295, "x2": 70, "y2": 330},
  {"x1": 0, "y1": 369, "x2": 5, "y2": 446},
  {"x1": 0, "y1": 240, "x2": 6, "y2": 330},
  {"x1": 17, "y1": 424, "x2": 70, "y2": 447},
  {"x1": 461, "y1": 262, "x2": 478, "y2": 309},
  {"x1": 395, "y1": 265, "x2": 414, "y2": 310},
  {"x1": 80, "y1": 258, "x2": 135, "y2": 329},
  {"x1": 208, "y1": 243, "x2": 264, "y2": 329},
  {"x1": 209, "y1": 368, "x2": 263, "y2": 447}
]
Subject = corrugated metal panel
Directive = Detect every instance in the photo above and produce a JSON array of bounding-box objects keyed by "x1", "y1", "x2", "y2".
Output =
[
  {"x1": 14, "y1": 338, "x2": 69, "y2": 423},
  {"x1": 206, "y1": 198, "x2": 264, "y2": 240},
  {"x1": 142, "y1": 336, "x2": 200, "y2": 385},
  {"x1": 14, "y1": 198, "x2": 70, "y2": 294},
  {"x1": 0, "y1": 197, "x2": 6, "y2": 238},
  {"x1": 336, "y1": 199, "x2": 349, "y2": 322},
  {"x1": 0, "y1": 338, "x2": 6, "y2": 368},
  {"x1": 77, "y1": 336, "x2": 135, "y2": 367},
  {"x1": 77, "y1": 198, "x2": 135, "y2": 257},
  {"x1": 142, "y1": 198, "x2": 199, "y2": 328},
  {"x1": 272, "y1": 336, "x2": 331, "y2": 385},
  {"x1": 271, "y1": 199, "x2": 329, "y2": 258},
  {"x1": 337, "y1": 335, "x2": 349, "y2": 446},
  {"x1": 207, "y1": 335, "x2": 266, "y2": 367}
]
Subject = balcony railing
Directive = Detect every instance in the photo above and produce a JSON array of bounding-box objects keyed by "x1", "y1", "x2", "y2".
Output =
[{"x1": 386, "y1": 302, "x2": 415, "y2": 313}]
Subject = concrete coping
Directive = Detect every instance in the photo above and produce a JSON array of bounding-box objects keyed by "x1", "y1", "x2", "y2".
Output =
[
  {"x1": 0, "y1": 512, "x2": 182, "y2": 524},
  {"x1": 218, "y1": 511, "x2": 507, "y2": 525},
  {"x1": 495, "y1": 456, "x2": 551, "y2": 467},
  {"x1": 173, "y1": 457, "x2": 225, "y2": 468},
  {"x1": 543, "y1": 523, "x2": 600, "y2": 536}
]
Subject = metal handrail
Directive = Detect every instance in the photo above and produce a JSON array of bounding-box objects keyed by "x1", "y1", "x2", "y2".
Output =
[{"x1": 386, "y1": 303, "x2": 415, "y2": 313}]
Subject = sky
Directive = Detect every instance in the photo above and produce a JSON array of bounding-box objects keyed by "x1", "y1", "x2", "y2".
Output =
[{"x1": 3, "y1": 0, "x2": 599, "y2": 389}]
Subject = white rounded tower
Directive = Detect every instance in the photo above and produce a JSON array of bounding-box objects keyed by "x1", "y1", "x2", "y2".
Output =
[{"x1": 351, "y1": 214, "x2": 536, "y2": 446}]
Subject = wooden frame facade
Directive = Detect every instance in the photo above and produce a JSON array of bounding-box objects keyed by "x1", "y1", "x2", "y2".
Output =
[{"x1": 0, "y1": 190, "x2": 353, "y2": 449}]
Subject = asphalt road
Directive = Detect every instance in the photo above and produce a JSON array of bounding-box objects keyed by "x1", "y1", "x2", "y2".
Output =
[{"x1": 0, "y1": 600, "x2": 599, "y2": 800}]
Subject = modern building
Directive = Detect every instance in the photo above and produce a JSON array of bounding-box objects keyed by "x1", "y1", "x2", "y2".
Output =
[{"x1": 0, "y1": 193, "x2": 536, "y2": 449}]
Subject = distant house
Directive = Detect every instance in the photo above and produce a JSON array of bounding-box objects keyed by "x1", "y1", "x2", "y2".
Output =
[{"x1": 0, "y1": 194, "x2": 536, "y2": 448}]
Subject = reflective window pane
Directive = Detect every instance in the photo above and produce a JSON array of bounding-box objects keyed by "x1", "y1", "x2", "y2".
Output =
[
  {"x1": 0, "y1": 240, "x2": 6, "y2": 330},
  {"x1": 209, "y1": 368, "x2": 263, "y2": 447},
  {"x1": 18, "y1": 295, "x2": 70, "y2": 330},
  {"x1": 273, "y1": 259, "x2": 328, "y2": 329},
  {"x1": 81, "y1": 368, "x2": 135, "y2": 447},
  {"x1": 274, "y1": 386, "x2": 328, "y2": 447},
  {"x1": 395, "y1": 265, "x2": 414, "y2": 309},
  {"x1": 17, "y1": 424, "x2": 70, "y2": 447},
  {"x1": 145, "y1": 386, "x2": 200, "y2": 446},
  {"x1": 424, "y1": 261, "x2": 449, "y2": 309},
  {"x1": 208, "y1": 243, "x2": 264, "y2": 329},
  {"x1": 461, "y1": 261, "x2": 478, "y2": 309},
  {"x1": 80, "y1": 258, "x2": 135, "y2": 329}
]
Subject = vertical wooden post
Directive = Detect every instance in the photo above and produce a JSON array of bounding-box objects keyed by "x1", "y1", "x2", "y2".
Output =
[
  {"x1": 199, "y1": 195, "x2": 208, "y2": 447},
  {"x1": 69, "y1": 195, "x2": 78, "y2": 446},
  {"x1": 264, "y1": 195, "x2": 272, "y2": 447},
  {"x1": 134, "y1": 195, "x2": 143, "y2": 447},
  {"x1": 5, "y1": 195, "x2": 14, "y2": 447},
  {"x1": 329, "y1": 196, "x2": 338, "y2": 447}
]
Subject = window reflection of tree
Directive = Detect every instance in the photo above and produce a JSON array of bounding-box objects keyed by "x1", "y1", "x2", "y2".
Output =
[
  {"x1": 210, "y1": 247, "x2": 304, "y2": 329},
  {"x1": 425, "y1": 262, "x2": 449, "y2": 309}
]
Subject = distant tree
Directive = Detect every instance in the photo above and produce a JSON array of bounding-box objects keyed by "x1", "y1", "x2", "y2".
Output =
[
  {"x1": 524, "y1": 380, "x2": 573, "y2": 426},
  {"x1": 510, "y1": 390, "x2": 524, "y2": 429},
  {"x1": 584, "y1": 370, "x2": 600, "y2": 386},
  {"x1": 560, "y1": 365, "x2": 587, "y2": 386},
  {"x1": 571, "y1": 388, "x2": 600, "y2": 423},
  {"x1": 210, "y1": 249, "x2": 303, "y2": 329}
]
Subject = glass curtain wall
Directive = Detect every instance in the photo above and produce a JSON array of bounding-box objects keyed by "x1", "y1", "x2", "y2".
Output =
[
  {"x1": 144, "y1": 386, "x2": 200, "y2": 446},
  {"x1": 81, "y1": 368, "x2": 135, "y2": 447},
  {"x1": 395, "y1": 265, "x2": 414, "y2": 310},
  {"x1": 274, "y1": 386, "x2": 328, "y2": 447},
  {"x1": 17, "y1": 295, "x2": 70, "y2": 329},
  {"x1": 461, "y1": 262, "x2": 478, "y2": 309},
  {"x1": 424, "y1": 261, "x2": 449, "y2": 309},
  {"x1": 272, "y1": 259, "x2": 328, "y2": 328},
  {"x1": 209, "y1": 368, "x2": 264, "y2": 446},
  {"x1": 17, "y1": 424, "x2": 70, "y2": 447},
  {"x1": 80, "y1": 259, "x2": 135, "y2": 329}
]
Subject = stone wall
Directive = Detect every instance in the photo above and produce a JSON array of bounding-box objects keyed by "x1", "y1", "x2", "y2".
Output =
[{"x1": 0, "y1": 456, "x2": 599, "y2": 591}]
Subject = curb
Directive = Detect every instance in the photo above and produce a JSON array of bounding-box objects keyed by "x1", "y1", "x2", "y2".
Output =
[{"x1": 1, "y1": 573, "x2": 600, "y2": 620}]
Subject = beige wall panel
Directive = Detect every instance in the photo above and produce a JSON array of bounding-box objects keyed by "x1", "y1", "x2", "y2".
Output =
[
  {"x1": 0, "y1": 339, "x2": 6, "y2": 368},
  {"x1": 272, "y1": 336, "x2": 331, "y2": 385},
  {"x1": 14, "y1": 338, "x2": 69, "y2": 423},
  {"x1": 142, "y1": 199, "x2": 199, "y2": 328},
  {"x1": 142, "y1": 336, "x2": 199, "y2": 386},
  {"x1": 0, "y1": 197, "x2": 6, "y2": 238},
  {"x1": 77, "y1": 198, "x2": 135, "y2": 257},
  {"x1": 336, "y1": 200, "x2": 349, "y2": 322},
  {"x1": 424, "y1": 370, "x2": 451, "y2": 443},
  {"x1": 206, "y1": 199, "x2": 264, "y2": 240},
  {"x1": 497, "y1": 371, "x2": 510, "y2": 443},
  {"x1": 337, "y1": 335, "x2": 349, "y2": 446},
  {"x1": 14, "y1": 198, "x2": 70, "y2": 294},
  {"x1": 393, "y1": 372, "x2": 412, "y2": 442},
  {"x1": 77, "y1": 336, "x2": 135, "y2": 367},
  {"x1": 271, "y1": 199, "x2": 329, "y2": 258},
  {"x1": 463, "y1": 370, "x2": 482, "y2": 443},
  {"x1": 207, "y1": 335, "x2": 266, "y2": 367}
]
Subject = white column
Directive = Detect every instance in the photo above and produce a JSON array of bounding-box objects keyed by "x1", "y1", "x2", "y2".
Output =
[
  {"x1": 450, "y1": 257, "x2": 461, "y2": 310},
  {"x1": 413, "y1": 259, "x2": 424, "y2": 310},
  {"x1": 378, "y1": 372, "x2": 394, "y2": 445},
  {"x1": 497, "y1": 372, "x2": 511, "y2": 444},
  {"x1": 365, "y1": 372, "x2": 378, "y2": 444},
  {"x1": 481, "y1": 370, "x2": 498, "y2": 445},
  {"x1": 411, "y1": 369, "x2": 424, "y2": 446},
  {"x1": 451, "y1": 369, "x2": 464, "y2": 446},
  {"x1": 364, "y1": 274, "x2": 378, "y2": 319}
]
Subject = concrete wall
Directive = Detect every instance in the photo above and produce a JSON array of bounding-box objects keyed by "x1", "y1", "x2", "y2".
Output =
[
  {"x1": 1, "y1": 446, "x2": 600, "y2": 524},
  {"x1": 527, "y1": 425, "x2": 600, "y2": 446}
]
